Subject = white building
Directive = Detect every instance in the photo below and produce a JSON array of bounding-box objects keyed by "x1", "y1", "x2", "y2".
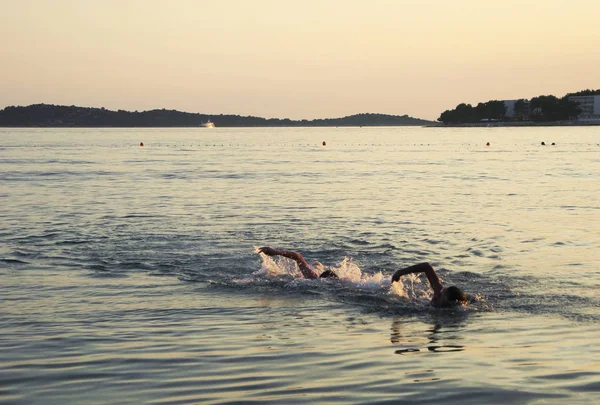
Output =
[{"x1": 568, "y1": 95, "x2": 600, "y2": 120}]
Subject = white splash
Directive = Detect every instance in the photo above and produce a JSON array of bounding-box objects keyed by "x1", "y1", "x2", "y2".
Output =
[
  {"x1": 389, "y1": 273, "x2": 433, "y2": 302},
  {"x1": 253, "y1": 249, "x2": 434, "y2": 303},
  {"x1": 253, "y1": 253, "x2": 301, "y2": 278}
]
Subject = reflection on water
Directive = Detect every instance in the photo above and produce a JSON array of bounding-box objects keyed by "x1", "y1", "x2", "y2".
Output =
[
  {"x1": 391, "y1": 314, "x2": 467, "y2": 354},
  {"x1": 1, "y1": 267, "x2": 599, "y2": 404}
]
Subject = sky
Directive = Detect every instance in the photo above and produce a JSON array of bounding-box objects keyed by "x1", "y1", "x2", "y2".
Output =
[{"x1": 1, "y1": 0, "x2": 599, "y2": 120}]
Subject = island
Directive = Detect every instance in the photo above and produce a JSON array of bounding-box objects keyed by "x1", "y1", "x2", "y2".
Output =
[{"x1": 0, "y1": 104, "x2": 434, "y2": 127}]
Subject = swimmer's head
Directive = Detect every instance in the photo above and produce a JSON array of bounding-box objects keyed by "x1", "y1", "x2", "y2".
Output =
[
  {"x1": 441, "y1": 286, "x2": 467, "y2": 306},
  {"x1": 319, "y1": 270, "x2": 339, "y2": 279}
]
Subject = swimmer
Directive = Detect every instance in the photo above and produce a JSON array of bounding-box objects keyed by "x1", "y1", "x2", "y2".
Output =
[
  {"x1": 392, "y1": 262, "x2": 467, "y2": 308},
  {"x1": 257, "y1": 247, "x2": 338, "y2": 279},
  {"x1": 258, "y1": 247, "x2": 466, "y2": 307}
]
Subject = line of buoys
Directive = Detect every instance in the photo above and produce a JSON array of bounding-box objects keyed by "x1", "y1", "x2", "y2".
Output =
[{"x1": 127, "y1": 142, "x2": 572, "y2": 148}]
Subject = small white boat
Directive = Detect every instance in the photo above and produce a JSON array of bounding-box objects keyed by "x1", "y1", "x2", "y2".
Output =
[{"x1": 202, "y1": 120, "x2": 215, "y2": 128}]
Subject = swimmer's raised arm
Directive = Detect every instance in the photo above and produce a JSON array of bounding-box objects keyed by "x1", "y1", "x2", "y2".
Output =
[
  {"x1": 257, "y1": 247, "x2": 319, "y2": 279},
  {"x1": 391, "y1": 262, "x2": 443, "y2": 294},
  {"x1": 257, "y1": 247, "x2": 306, "y2": 263}
]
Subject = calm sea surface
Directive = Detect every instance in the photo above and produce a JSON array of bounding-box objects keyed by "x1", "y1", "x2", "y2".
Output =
[{"x1": 1, "y1": 127, "x2": 599, "y2": 404}]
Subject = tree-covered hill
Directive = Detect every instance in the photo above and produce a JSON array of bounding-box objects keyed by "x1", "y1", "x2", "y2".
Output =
[
  {"x1": 566, "y1": 89, "x2": 600, "y2": 97},
  {"x1": 0, "y1": 104, "x2": 434, "y2": 127},
  {"x1": 438, "y1": 89, "x2": 599, "y2": 124}
]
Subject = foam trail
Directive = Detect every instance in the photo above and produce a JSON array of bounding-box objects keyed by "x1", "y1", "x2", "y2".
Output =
[{"x1": 253, "y1": 249, "x2": 434, "y2": 304}]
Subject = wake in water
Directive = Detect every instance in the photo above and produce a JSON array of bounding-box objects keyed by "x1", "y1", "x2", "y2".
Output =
[
  {"x1": 240, "y1": 251, "x2": 600, "y2": 321},
  {"x1": 234, "y1": 248, "x2": 491, "y2": 314}
]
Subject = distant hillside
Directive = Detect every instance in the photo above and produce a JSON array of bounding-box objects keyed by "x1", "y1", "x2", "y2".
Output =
[
  {"x1": 0, "y1": 104, "x2": 434, "y2": 127},
  {"x1": 438, "y1": 88, "x2": 600, "y2": 124}
]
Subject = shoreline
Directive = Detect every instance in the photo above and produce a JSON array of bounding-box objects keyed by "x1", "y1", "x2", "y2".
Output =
[
  {"x1": 428, "y1": 120, "x2": 600, "y2": 128},
  {"x1": 3, "y1": 122, "x2": 599, "y2": 129},
  {"x1": 0, "y1": 124, "x2": 427, "y2": 129}
]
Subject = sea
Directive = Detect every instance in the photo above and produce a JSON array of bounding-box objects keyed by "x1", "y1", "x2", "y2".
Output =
[{"x1": 1, "y1": 126, "x2": 599, "y2": 405}]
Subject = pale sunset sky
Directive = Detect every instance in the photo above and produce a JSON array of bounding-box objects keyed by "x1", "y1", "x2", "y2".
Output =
[{"x1": 1, "y1": 0, "x2": 599, "y2": 120}]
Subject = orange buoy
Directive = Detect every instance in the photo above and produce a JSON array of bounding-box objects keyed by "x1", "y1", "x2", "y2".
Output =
[
  {"x1": 140, "y1": 142, "x2": 144, "y2": 147},
  {"x1": 322, "y1": 141, "x2": 326, "y2": 146},
  {"x1": 486, "y1": 142, "x2": 490, "y2": 146}
]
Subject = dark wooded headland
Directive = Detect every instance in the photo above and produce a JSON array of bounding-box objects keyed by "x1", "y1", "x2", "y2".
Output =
[
  {"x1": 0, "y1": 104, "x2": 433, "y2": 127},
  {"x1": 438, "y1": 89, "x2": 600, "y2": 125}
]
